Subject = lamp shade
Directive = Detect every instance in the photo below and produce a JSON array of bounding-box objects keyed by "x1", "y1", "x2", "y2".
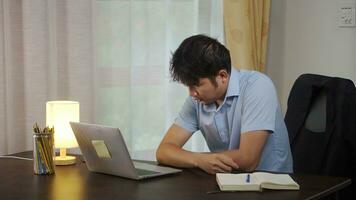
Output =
[{"x1": 46, "y1": 101, "x2": 79, "y2": 149}]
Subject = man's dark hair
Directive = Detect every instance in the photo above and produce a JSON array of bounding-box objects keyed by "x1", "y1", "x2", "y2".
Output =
[{"x1": 170, "y1": 34, "x2": 231, "y2": 86}]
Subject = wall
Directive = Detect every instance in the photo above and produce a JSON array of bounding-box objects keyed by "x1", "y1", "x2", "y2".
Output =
[{"x1": 266, "y1": 0, "x2": 356, "y2": 112}]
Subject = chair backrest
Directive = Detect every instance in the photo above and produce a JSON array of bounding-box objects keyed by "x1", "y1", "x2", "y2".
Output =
[
  {"x1": 285, "y1": 74, "x2": 356, "y2": 199},
  {"x1": 304, "y1": 89, "x2": 327, "y2": 133}
]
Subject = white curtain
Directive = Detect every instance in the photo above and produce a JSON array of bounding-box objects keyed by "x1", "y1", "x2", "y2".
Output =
[
  {"x1": 0, "y1": 0, "x2": 95, "y2": 155},
  {"x1": 0, "y1": 0, "x2": 224, "y2": 159}
]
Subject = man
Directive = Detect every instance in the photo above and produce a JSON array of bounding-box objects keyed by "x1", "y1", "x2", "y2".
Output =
[{"x1": 156, "y1": 35, "x2": 293, "y2": 174}]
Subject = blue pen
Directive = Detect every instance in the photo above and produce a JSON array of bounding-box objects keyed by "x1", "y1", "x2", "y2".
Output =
[{"x1": 246, "y1": 174, "x2": 250, "y2": 183}]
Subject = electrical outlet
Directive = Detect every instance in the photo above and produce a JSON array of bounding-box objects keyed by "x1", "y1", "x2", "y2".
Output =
[{"x1": 338, "y1": 2, "x2": 356, "y2": 27}]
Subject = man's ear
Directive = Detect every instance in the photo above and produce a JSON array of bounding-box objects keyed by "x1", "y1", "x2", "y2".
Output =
[{"x1": 217, "y1": 69, "x2": 229, "y2": 83}]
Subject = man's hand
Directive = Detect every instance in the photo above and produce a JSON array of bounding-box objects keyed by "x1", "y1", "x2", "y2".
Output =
[{"x1": 195, "y1": 153, "x2": 239, "y2": 174}]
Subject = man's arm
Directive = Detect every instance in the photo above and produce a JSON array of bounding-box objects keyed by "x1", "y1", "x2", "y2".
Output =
[
  {"x1": 156, "y1": 124, "x2": 239, "y2": 174},
  {"x1": 220, "y1": 130, "x2": 269, "y2": 172},
  {"x1": 157, "y1": 125, "x2": 269, "y2": 173}
]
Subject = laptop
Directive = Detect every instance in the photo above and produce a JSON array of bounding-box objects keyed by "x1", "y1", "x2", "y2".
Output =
[{"x1": 70, "y1": 122, "x2": 182, "y2": 180}]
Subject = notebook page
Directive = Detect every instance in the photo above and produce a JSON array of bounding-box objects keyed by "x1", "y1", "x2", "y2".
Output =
[{"x1": 253, "y1": 172, "x2": 297, "y2": 185}]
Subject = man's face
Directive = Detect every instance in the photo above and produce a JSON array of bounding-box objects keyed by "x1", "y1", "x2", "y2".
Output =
[{"x1": 188, "y1": 71, "x2": 228, "y2": 105}]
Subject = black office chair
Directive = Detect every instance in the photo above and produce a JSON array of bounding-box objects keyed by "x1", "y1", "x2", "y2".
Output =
[{"x1": 285, "y1": 74, "x2": 356, "y2": 200}]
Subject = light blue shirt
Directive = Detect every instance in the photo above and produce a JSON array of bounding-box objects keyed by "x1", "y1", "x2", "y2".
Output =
[{"x1": 175, "y1": 68, "x2": 293, "y2": 173}]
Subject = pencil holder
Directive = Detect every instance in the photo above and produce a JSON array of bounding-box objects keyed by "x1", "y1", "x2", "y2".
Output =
[{"x1": 33, "y1": 133, "x2": 55, "y2": 175}]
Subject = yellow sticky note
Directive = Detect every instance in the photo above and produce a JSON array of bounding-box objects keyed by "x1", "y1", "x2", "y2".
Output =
[{"x1": 91, "y1": 140, "x2": 112, "y2": 158}]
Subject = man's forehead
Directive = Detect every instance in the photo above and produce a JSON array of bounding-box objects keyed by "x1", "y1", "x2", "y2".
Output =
[
  {"x1": 185, "y1": 77, "x2": 213, "y2": 87},
  {"x1": 197, "y1": 78, "x2": 212, "y2": 85}
]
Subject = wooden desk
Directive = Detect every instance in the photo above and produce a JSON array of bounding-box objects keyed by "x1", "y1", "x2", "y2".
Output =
[{"x1": 0, "y1": 151, "x2": 351, "y2": 200}]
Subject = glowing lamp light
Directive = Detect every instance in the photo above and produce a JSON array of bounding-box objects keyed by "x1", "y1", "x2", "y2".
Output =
[{"x1": 46, "y1": 101, "x2": 79, "y2": 165}]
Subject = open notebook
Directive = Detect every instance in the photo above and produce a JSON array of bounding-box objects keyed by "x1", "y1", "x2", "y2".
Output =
[{"x1": 216, "y1": 172, "x2": 300, "y2": 192}]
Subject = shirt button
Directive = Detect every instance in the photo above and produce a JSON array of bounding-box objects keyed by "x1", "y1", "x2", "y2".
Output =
[{"x1": 220, "y1": 132, "x2": 228, "y2": 142}]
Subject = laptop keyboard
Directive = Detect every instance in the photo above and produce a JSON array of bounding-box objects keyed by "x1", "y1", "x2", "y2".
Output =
[{"x1": 135, "y1": 168, "x2": 160, "y2": 176}]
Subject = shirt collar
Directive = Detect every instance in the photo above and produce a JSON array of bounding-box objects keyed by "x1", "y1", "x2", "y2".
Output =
[
  {"x1": 202, "y1": 67, "x2": 240, "y2": 111},
  {"x1": 225, "y1": 67, "x2": 240, "y2": 98}
]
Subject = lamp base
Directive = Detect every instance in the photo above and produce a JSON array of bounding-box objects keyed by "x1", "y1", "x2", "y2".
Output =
[{"x1": 55, "y1": 155, "x2": 76, "y2": 165}]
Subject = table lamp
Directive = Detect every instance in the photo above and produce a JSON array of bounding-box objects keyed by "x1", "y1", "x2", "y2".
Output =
[{"x1": 46, "y1": 101, "x2": 79, "y2": 165}]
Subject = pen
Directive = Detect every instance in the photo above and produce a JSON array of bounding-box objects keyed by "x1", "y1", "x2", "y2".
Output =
[
  {"x1": 206, "y1": 190, "x2": 221, "y2": 194},
  {"x1": 206, "y1": 190, "x2": 235, "y2": 194},
  {"x1": 246, "y1": 174, "x2": 250, "y2": 183}
]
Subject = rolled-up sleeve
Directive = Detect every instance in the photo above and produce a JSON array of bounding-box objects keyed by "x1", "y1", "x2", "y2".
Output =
[
  {"x1": 241, "y1": 75, "x2": 278, "y2": 134},
  {"x1": 174, "y1": 97, "x2": 199, "y2": 134}
]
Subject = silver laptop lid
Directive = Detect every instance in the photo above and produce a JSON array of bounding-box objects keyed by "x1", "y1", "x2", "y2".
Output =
[{"x1": 70, "y1": 122, "x2": 139, "y2": 179}]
